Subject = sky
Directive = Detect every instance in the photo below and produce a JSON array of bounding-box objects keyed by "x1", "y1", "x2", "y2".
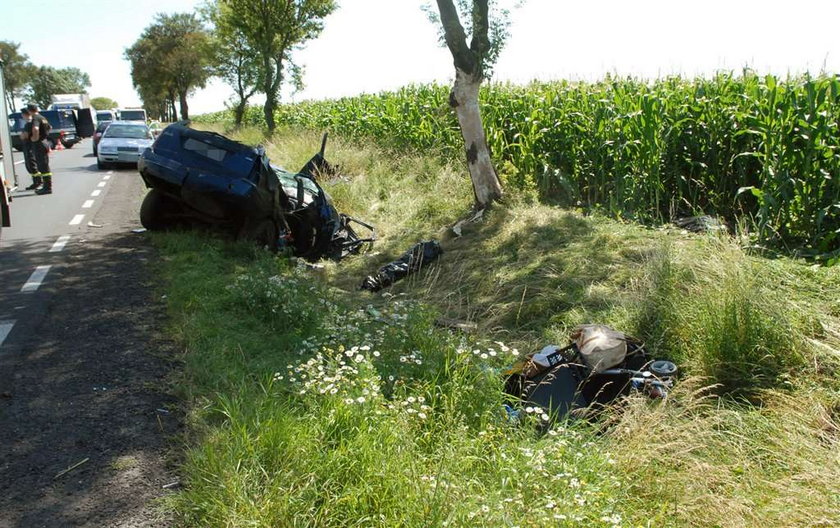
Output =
[{"x1": 2, "y1": 0, "x2": 840, "y2": 114}]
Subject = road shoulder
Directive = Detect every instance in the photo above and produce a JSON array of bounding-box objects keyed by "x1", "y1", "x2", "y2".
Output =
[{"x1": 0, "y1": 170, "x2": 181, "y2": 527}]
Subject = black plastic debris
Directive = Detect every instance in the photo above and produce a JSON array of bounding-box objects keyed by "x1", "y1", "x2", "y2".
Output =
[
  {"x1": 503, "y1": 326, "x2": 678, "y2": 424},
  {"x1": 360, "y1": 240, "x2": 443, "y2": 292}
]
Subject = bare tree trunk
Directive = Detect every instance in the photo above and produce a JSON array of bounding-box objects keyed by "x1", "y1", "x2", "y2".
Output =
[
  {"x1": 179, "y1": 91, "x2": 189, "y2": 120},
  {"x1": 263, "y1": 95, "x2": 276, "y2": 132},
  {"x1": 234, "y1": 100, "x2": 246, "y2": 127},
  {"x1": 169, "y1": 96, "x2": 178, "y2": 122},
  {"x1": 450, "y1": 68, "x2": 503, "y2": 208}
]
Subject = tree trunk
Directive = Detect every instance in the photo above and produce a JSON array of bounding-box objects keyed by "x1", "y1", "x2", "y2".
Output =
[
  {"x1": 450, "y1": 68, "x2": 503, "y2": 208},
  {"x1": 264, "y1": 94, "x2": 276, "y2": 132},
  {"x1": 169, "y1": 96, "x2": 178, "y2": 122},
  {"x1": 179, "y1": 91, "x2": 189, "y2": 120},
  {"x1": 234, "y1": 99, "x2": 247, "y2": 127}
]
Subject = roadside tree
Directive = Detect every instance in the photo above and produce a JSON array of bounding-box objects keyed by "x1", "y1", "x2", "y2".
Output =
[
  {"x1": 428, "y1": 0, "x2": 513, "y2": 208},
  {"x1": 125, "y1": 13, "x2": 212, "y2": 120},
  {"x1": 0, "y1": 41, "x2": 34, "y2": 111},
  {"x1": 202, "y1": 1, "x2": 263, "y2": 127},
  {"x1": 213, "y1": 0, "x2": 337, "y2": 132},
  {"x1": 90, "y1": 97, "x2": 119, "y2": 110},
  {"x1": 27, "y1": 66, "x2": 91, "y2": 109}
]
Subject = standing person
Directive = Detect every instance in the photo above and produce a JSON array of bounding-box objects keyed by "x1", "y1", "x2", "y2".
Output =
[
  {"x1": 26, "y1": 104, "x2": 53, "y2": 195},
  {"x1": 18, "y1": 108, "x2": 41, "y2": 190}
]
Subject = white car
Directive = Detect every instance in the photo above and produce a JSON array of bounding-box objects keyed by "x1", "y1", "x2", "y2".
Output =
[{"x1": 96, "y1": 121, "x2": 154, "y2": 170}]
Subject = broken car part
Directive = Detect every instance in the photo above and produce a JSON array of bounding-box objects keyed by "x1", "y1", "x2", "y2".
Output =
[{"x1": 360, "y1": 240, "x2": 443, "y2": 292}]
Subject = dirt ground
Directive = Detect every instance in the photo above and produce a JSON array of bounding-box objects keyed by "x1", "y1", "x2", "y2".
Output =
[{"x1": 0, "y1": 173, "x2": 181, "y2": 527}]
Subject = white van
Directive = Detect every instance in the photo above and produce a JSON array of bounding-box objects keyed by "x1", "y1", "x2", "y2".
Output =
[{"x1": 118, "y1": 108, "x2": 147, "y2": 123}]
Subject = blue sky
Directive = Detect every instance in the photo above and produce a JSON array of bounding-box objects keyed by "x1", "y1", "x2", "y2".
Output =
[{"x1": 3, "y1": 0, "x2": 840, "y2": 114}]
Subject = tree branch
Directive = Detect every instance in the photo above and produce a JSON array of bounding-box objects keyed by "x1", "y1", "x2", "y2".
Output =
[
  {"x1": 469, "y1": 0, "x2": 490, "y2": 72},
  {"x1": 435, "y1": 0, "x2": 477, "y2": 74}
]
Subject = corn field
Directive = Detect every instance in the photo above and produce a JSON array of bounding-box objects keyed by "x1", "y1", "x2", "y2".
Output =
[{"x1": 199, "y1": 72, "x2": 840, "y2": 256}]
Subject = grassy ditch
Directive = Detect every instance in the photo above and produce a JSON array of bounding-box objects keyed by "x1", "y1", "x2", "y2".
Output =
[{"x1": 157, "y1": 128, "x2": 840, "y2": 527}]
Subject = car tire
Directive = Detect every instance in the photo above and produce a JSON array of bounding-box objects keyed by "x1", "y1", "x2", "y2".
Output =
[
  {"x1": 140, "y1": 189, "x2": 182, "y2": 231},
  {"x1": 239, "y1": 217, "x2": 279, "y2": 252},
  {"x1": 97, "y1": 160, "x2": 106, "y2": 170}
]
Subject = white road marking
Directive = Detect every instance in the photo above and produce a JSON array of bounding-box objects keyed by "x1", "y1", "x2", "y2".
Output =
[
  {"x1": 49, "y1": 235, "x2": 71, "y2": 252},
  {"x1": 0, "y1": 321, "x2": 15, "y2": 347},
  {"x1": 107, "y1": 171, "x2": 114, "y2": 175},
  {"x1": 21, "y1": 265, "x2": 51, "y2": 293},
  {"x1": 82, "y1": 200, "x2": 94, "y2": 208},
  {"x1": 69, "y1": 214, "x2": 85, "y2": 225},
  {"x1": 97, "y1": 182, "x2": 106, "y2": 188},
  {"x1": 14, "y1": 160, "x2": 24, "y2": 165},
  {"x1": 103, "y1": 175, "x2": 111, "y2": 180},
  {"x1": 91, "y1": 189, "x2": 101, "y2": 197}
]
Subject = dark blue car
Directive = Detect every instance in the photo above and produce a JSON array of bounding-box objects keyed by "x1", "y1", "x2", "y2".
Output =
[{"x1": 137, "y1": 122, "x2": 373, "y2": 260}]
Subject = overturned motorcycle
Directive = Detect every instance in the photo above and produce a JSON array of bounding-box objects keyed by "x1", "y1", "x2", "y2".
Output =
[{"x1": 137, "y1": 122, "x2": 374, "y2": 261}]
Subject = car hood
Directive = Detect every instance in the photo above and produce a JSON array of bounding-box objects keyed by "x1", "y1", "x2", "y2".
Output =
[{"x1": 100, "y1": 137, "x2": 153, "y2": 149}]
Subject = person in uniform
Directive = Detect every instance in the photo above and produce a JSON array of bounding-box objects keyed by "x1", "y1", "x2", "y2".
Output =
[
  {"x1": 18, "y1": 108, "x2": 41, "y2": 190},
  {"x1": 26, "y1": 104, "x2": 53, "y2": 195}
]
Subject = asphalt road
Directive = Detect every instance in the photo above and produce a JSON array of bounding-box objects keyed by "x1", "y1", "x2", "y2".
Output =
[
  {"x1": 1, "y1": 142, "x2": 115, "y2": 342},
  {"x1": 0, "y1": 141, "x2": 179, "y2": 527}
]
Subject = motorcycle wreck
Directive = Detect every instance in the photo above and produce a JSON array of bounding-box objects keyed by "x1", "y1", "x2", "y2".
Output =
[{"x1": 137, "y1": 122, "x2": 374, "y2": 261}]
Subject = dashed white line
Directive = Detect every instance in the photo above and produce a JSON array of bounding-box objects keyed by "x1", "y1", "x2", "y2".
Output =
[
  {"x1": 97, "y1": 182, "x2": 106, "y2": 188},
  {"x1": 69, "y1": 214, "x2": 85, "y2": 225},
  {"x1": 14, "y1": 160, "x2": 24, "y2": 165},
  {"x1": 103, "y1": 175, "x2": 111, "y2": 180},
  {"x1": 107, "y1": 170, "x2": 114, "y2": 175},
  {"x1": 49, "y1": 235, "x2": 71, "y2": 253},
  {"x1": 21, "y1": 265, "x2": 51, "y2": 293},
  {"x1": 91, "y1": 189, "x2": 102, "y2": 197},
  {"x1": 0, "y1": 321, "x2": 15, "y2": 347},
  {"x1": 82, "y1": 200, "x2": 94, "y2": 208}
]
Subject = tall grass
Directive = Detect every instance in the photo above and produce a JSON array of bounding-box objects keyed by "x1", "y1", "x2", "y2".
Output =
[
  {"x1": 158, "y1": 129, "x2": 840, "y2": 527},
  {"x1": 198, "y1": 72, "x2": 840, "y2": 256}
]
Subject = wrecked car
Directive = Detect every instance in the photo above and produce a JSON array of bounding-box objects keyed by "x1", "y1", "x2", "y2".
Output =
[{"x1": 137, "y1": 122, "x2": 373, "y2": 261}]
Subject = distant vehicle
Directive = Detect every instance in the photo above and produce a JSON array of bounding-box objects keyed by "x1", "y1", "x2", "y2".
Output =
[
  {"x1": 96, "y1": 121, "x2": 154, "y2": 169},
  {"x1": 118, "y1": 108, "x2": 147, "y2": 122},
  {"x1": 49, "y1": 94, "x2": 95, "y2": 138},
  {"x1": 49, "y1": 93, "x2": 91, "y2": 112},
  {"x1": 8, "y1": 110, "x2": 80, "y2": 150},
  {"x1": 92, "y1": 120, "x2": 111, "y2": 156},
  {"x1": 96, "y1": 110, "x2": 117, "y2": 122}
]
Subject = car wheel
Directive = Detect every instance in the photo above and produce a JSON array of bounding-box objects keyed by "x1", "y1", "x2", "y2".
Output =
[
  {"x1": 97, "y1": 160, "x2": 106, "y2": 170},
  {"x1": 240, "y1": 217, "x2": 279, "y2": 252},
  {"x1": 140, "y1": 189, "x2": 182, "y2": 231}
]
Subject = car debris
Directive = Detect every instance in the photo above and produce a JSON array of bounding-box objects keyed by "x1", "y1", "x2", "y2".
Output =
[
  {"x1": 137, "y1": 122, "x2": 374, "y2": 261},
  {"x1": 504, "y1": 325, "x2": 678, "y2": 424},
  {"x1": 360, "y1": 240, "x2": 443, "y2": 292}
]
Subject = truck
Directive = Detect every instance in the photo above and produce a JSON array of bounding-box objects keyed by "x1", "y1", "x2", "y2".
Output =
[{"x1": 48, "y1": 93, "x2": 95, "y2": 138}]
